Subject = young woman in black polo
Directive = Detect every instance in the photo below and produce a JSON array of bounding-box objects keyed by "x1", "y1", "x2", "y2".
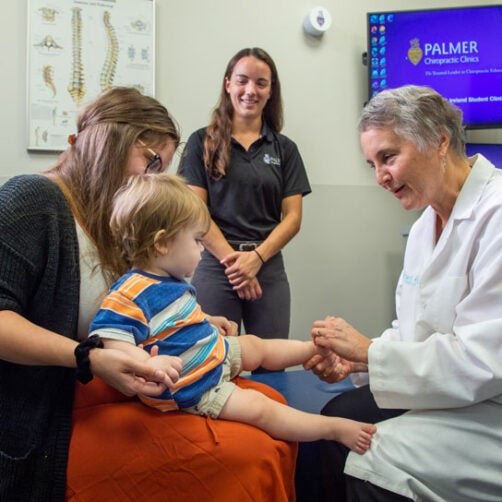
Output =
[{"x1": 179, "y1": 47, "x2": 310, "y2": 365}]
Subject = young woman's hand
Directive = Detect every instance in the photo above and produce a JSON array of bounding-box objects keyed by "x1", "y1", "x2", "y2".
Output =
[
  {"x1": 221, "y1": 250, "x2": 262, "y2": 288},
  {"x1": 236, "y1": 277, "x2": 263, "y2": 301}
]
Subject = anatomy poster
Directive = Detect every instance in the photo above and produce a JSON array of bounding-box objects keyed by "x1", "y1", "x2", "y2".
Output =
[{"x1": 27, "y1": 0, "x2": 155, "y2": 151}]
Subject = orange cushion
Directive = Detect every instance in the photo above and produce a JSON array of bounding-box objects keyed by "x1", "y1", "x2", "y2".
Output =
[{"x1": 67, "y1": 376, "x2": 297, "y2": 501}]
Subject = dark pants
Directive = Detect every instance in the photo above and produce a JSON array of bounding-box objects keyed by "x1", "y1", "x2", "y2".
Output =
[
  {"x1": 192, "y1": 250, "x2": 291, "y2": 339},
  {"x1": 346, "y1": 476, "x2": 414, "y2": 502},
  {"x1": 320, "y1": 385, "x2": 410, "y2": 502}
]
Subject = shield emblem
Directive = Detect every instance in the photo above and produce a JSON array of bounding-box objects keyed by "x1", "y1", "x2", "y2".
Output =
[
  {"x1": 408, "y1": 47, "x2": 423, "y2": 65},
  {"x1": 408, "y1": 39, "x2": 423, "y2": 65}
]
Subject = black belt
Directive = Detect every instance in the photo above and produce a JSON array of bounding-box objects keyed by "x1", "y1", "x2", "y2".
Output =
[{"x1": 228, "y1": 240, "x2": 263, "y2": 251}]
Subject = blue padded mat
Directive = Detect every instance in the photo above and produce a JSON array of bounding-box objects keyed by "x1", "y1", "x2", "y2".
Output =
[{"x1": 247, "y1": 369, "x2": 354, "y2": 413}]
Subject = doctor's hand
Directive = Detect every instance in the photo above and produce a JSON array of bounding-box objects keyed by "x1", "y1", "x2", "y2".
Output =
[
  {"x1": 312, "y1": 316, "x2": 372, "y2": 364},
  {"x1": 303, "y1": 350, "x2": 356, "y2": 383}
]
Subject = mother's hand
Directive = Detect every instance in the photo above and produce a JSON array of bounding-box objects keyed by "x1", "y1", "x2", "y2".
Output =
[
  {"x1": 90, "y1": 344, "x2": 173, "y2": 397},
  {"x1": 312, "y1": 316, "x2": 372, "y2": 364}
]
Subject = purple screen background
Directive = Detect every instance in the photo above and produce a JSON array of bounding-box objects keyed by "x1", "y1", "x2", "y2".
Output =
[
  {"x1": 367, "y1": 6, "x2": 502, "y2": 128},
  {"x1": 466, "y1": 143, "x2": 502, "y2": 169}
]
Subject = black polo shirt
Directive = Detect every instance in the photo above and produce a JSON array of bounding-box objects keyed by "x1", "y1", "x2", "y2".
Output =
[{"x1": 178, "y1": 123, "x2": 311, "y2": 242}]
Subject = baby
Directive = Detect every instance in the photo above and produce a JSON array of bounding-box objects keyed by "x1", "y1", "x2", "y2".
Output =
[{"x1": 90, "y1": 173, "x2": 376, "y2": 453}]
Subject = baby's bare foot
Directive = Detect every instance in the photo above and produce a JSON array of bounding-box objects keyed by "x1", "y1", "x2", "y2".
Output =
[{"x1": 332, "y1": 419, "x2": 377, "y2": 454}]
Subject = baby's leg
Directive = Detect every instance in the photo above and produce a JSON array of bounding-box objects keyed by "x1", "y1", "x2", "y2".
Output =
[
  {"x1": 238, "y1": 335, "x2": 322, "y2": 372},
  {"x1": 219, "y1": 386, "x2": 376, "y2": 453}
]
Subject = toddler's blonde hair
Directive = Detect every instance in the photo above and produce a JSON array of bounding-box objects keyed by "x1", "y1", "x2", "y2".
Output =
[{"x1": 110, "y1": 173, "x2": 210, "y2": 268}]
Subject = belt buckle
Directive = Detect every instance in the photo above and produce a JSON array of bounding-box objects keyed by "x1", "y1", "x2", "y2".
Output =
[{"x1": 239, "y1": 242, "x2": 257, "y2": 251}]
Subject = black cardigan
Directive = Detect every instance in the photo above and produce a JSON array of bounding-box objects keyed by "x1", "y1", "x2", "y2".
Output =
[{"x1": 0, "y1": 175, "x2": 80, "y2": 501}]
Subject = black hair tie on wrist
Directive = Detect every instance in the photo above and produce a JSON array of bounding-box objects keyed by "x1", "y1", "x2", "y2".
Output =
[{"x1": 74, "y1": 334, "x2": 104, "y2": 384}]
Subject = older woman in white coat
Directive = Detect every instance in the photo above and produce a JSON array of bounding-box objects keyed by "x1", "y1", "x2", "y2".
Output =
[{"x1": 305, "y1": 85, "x2": 502, "y2": 502}]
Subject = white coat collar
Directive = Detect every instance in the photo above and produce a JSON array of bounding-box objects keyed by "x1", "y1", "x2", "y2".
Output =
[
  {"x1": 420, "y1": 154, "x2": 497, "y2": 255},
  {"x1": 451, "y1": 154, "x2": 497, "y2": 221}
]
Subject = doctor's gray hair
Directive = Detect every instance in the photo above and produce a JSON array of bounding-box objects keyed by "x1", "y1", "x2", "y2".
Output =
[{"x1": 358, "y1": 85, "x2": 466, "y2": 158}]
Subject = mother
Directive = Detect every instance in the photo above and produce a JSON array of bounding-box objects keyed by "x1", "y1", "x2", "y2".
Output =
[
  {"x1": 0, "y1": 87, "x2": 296, "y2": 501},
  {"x1": 306, "y1": 85, "x2": 502, "y2": 501}
]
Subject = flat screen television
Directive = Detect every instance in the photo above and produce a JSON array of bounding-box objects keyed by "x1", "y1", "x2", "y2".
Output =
[{"x1": 366, "y1": 5, "x2": 502, "y2": 129}]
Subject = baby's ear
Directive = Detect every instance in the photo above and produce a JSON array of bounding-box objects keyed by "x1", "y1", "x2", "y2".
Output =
[{"x1": 153, "y1": 230, "x2": 169, "y2": 255}]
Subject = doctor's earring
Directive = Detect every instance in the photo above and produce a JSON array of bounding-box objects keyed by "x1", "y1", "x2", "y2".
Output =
[{"x1": 441, "y1": 157, "x2": 447, "y2": 172}]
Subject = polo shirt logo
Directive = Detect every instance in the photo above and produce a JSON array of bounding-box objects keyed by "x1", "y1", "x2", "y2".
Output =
[{"x1": 263, "y1": 153, "x2": 281, "y2": 166}]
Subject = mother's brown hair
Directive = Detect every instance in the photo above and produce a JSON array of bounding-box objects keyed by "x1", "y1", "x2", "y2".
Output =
[{"x1": 46, "y1": 87, "x2": 180, "y2": 281}]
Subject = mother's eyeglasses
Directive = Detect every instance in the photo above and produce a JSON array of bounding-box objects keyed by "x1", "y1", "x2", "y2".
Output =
[
  {"x1": 144, "y1": 150, "x2": 162, "y2": 173},
  {"x1": 138, "y1": 139, "x2": 163, "y2": 173}
]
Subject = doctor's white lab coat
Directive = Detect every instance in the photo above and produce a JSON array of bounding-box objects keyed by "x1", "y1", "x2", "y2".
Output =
[{"x1": 346, "y1": 155, "x2": 502, "y2": 501}]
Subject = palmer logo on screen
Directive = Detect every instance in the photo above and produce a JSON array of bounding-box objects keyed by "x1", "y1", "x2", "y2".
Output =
[
  {"x1": 408, "y1": 39, "x2": 422, "y2": 65},
  {"x1": 407, "y1": 38, "x2": 479, "y2": 66}
]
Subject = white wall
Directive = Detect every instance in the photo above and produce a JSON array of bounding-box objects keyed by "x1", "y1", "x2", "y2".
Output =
[{"x1": 2, "y1": 0, "x2": 501, "y2": 341}]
